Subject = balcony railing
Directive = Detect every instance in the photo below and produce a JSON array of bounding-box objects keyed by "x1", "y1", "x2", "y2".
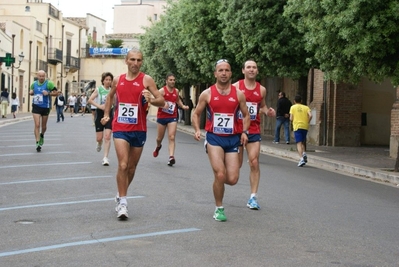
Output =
[
  {"x1": 65, "y1": 55, "x2": 80, "y2": 71},
  {"x1": 49, "y1": 5, "x2": 59, "y2": 19},
  {"x1": 48, "y1": 48, "x2": 62, "y2": 65}
]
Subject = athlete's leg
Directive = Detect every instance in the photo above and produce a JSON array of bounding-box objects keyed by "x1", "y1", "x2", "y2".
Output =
[{"x1": 166, "y1": 121, "x2": 177, "y2": 157}]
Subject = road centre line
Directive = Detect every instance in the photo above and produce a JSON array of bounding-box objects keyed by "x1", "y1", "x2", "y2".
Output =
[
  {"x1": 0, "y1": 151, "x2": 71, "y2": 157},
  {"x1": 0, "y1": 196, "x2": 143, "y2": 212},
  {"x1": 0, "y1": 161, "x2": 91, "y2": 169},
  {"x1": 0, "y1": 175, "x2": 112, "y2": 185},
  {"x1": 0, "y1": 144, "x2": 62, "y2": 148},
  {"x1": 0, "y1": 228, "x2": 201, "y2": 258}
]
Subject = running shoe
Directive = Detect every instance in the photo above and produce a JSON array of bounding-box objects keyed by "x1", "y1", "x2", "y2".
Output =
[
  {"x1": 213, "y1": 208, "x2": 227, "y2": 222},
  {"x1": 36, "y1": 142, "x2": 41, "y2": 152},
  {"x1": 302, "y1": 153, "x2": 308, "y2": 163},
  {"x1": 247, "y1": 197, "x2": 260, "y2": 210},
  {"x1": 153, "y1": 144, "x2": 162, "y2": 157},
  {"x1": 298, "y1": 159, "x2": 306, "y2": 167},
  {"x1": 115, "y1": 195, "x2": 120, "y2": 212},
  {"x1": 117, "y1": 204, "x2": 128, "y2": 219},
  {"x1": 39, "y1": 133, "x2": 44, "y2": 146},
  {"x1": 102, "y1": 157, "x2": 109, "y2": 166},
  {"x1": 167, "y1": 156, "x2": 175, "y2": 166},
  {"x1": 96, "y1": 142, "x2": 102, "y2": 152}
]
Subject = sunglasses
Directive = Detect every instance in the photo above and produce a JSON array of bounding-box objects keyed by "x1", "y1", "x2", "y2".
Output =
[{"x1": 215, "y1": 59, "x2": 229, "y2": 66}]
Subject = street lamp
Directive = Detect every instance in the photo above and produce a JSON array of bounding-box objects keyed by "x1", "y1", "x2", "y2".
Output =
[{"x1": 13, "y1": 52, "x2": 24, "y2": 69}]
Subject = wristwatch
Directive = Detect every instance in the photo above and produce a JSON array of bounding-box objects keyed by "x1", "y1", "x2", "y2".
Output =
[{"x1": 243, "y1": 130, "x2": 249, "y2": 135}]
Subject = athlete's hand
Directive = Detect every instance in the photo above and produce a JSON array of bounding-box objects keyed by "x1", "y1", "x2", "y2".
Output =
[
  {"x1": 266, "y1": 108, "x2": 276, "y2": 117},
  {"x1": 194, "y1": 131, "x2": 201, "y2": 141},
  {"x1": 240, "y1": 133, "x2": 248, "y2": 146},
  {"x1": 101, "y1": 116, "x2": 109, "y2": 125},
  {"x1": 142, "y1": 89, "x2": 152, "y2": 104}
]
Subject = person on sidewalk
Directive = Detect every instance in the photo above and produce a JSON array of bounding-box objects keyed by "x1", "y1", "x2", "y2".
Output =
[
  {"x1": 68, "y1": 94, "x2": 76, "y2": 117},
  {"x1": 1, "y1": 88, "x2": 10, "y2": 118},
  {"x1": 290, "y1": 95, "x2": 312, "y2": 167},
  {"x1": 153, "y1": 73, "x2": 188, "y2": 166},
  {"x1": 11, "y1": 92, "x2": 20, "y2": 119},
  {"x1": 88, "y1": 72, "x2": 114, "y2": 166},
  {"x1": 192, "y1": 59, "x2": 250, "y2": 222},
  {"x1": 29, "y1": 70, "x2": 57, "y2": 152},
  {"x1": 101, "y1": 49, "x2": 165, "y2": 220},
  {"x1": 274, "y1": 91, "x2": 292, "y2": 144},
  {"x1": 233, "y1": 59, "x2": 275, "y2": 210},
  {"x1": 54, "y1": 91, "x2": 65, "y2": 122},
  {"x1": 80, "y1": 93, "x2": 88, "y2": 116}
]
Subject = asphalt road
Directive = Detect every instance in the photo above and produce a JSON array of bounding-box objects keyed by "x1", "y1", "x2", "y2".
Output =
[{"x1": 0, "y1": 115, "x2": 398, "y2": 267}]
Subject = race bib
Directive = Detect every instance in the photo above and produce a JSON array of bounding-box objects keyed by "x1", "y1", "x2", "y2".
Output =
[
  {"x1": 33, "y1": 94, "x2": 43, "y2": 105},
  {"x1": 238, "y1": 102, "x2": 257, "y2": 120},
  {"x1": 162, "y1": 101, "x2": 176, "y2": 114},
  {"x1": 213, "y1": 113, "x2": 234, "y2": 134},
  {"x1": 117, "y1": 103, "x2": 138, "y2": 124}
]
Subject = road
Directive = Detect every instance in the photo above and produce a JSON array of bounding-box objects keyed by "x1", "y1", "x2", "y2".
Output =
[{"x1": 0, "y1": 115, "x2": 398, "y2": 267}]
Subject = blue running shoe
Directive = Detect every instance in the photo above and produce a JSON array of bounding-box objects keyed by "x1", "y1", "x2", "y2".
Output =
[{"x1": 247, "y1": 197, "x2": 260, "y2": 210}]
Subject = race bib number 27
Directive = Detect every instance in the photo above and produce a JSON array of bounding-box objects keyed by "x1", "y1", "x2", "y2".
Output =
[{"x1": 213, "y1": 113, "x2": 234, "y2": 134}]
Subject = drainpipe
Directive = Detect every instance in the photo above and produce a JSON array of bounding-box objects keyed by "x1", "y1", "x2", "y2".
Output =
[
  {"x1": 78, "y1": 27, "x2": 82, "y2": 87},
  {"x1": 28, "y1": 40, "x2": 32, "y2": 112},
  {"x1": 11, "y1": 34, "x2": 15, "y2": 94},
  {"x1": 61, "y1": 24, "x2": 64, "y2": 91}
]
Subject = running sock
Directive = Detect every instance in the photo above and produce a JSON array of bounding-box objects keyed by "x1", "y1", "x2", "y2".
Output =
[
  {"x1": 120, "y1": 197, "x2": 127, "y2": 206},
  {"x1": 215, "y1": 206, "x2": 224, "y2": 211},
  {"x1": 250, "y1": 193, "x2": 257, "y2": 199}
]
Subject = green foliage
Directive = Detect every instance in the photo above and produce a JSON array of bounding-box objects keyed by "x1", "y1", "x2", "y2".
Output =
[
  {"x1": 220, "y1": 0, "x2": 311, "y2": 79},
  {"x1": 284, "y1": 0, "x2": 399, "y2": 84},
  {"x1": 106, "y1": 39, "x2": 124, "y2": 48}
]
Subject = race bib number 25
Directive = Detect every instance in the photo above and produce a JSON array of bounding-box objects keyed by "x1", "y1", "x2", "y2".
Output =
[{"x1": 117, "y1": 103, "x2": 138, "y2": 124}]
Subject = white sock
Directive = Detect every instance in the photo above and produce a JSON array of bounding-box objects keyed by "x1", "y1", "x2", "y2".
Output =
[
  {"x1": 251, "y1": 193, "x2": 257, "y2": 199},
  {"x1": 120, "y1": 197, "x2": 127, "y2": 206},
  {"x1": 215, "y1": 206, "x2": 223, "y2": 211}
]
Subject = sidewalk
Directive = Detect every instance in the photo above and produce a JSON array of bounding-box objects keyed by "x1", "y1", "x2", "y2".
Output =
[
  {"x1": 167, "y1": 118, "x2": 399, "y2": 188},
  {"x1": 2, "y1": 113, "x2": 398, "y2": 187}
]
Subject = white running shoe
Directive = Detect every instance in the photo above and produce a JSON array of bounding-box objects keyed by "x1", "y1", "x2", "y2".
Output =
[
  {"x1": 117, "y1": 204, "x2": 128, "y2": 219},
  {"x1": 96, "y1": 142, "x2": 102, "y2": 152},
  {"x1": 102, "y1": 157, "x2": 109, "y2": 166},
  {"x1": 115, "y1": 195, "x2": 120, "y2": 212}
]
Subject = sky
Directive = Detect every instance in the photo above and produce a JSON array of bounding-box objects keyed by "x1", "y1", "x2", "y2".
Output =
[{"x1": 47, "y1": 0, "x2": 121, "y2": 34}]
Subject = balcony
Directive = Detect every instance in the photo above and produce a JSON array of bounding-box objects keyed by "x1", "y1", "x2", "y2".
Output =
[
  {"x1": 65, "y1": 55, "x2": 80, "y2": 72},
  {"x1": 37, "y1": 59, "x2": 48, "y2": 72},
  {"x1": 48, "y1": 48, "x2": 63, "y2": 65}
]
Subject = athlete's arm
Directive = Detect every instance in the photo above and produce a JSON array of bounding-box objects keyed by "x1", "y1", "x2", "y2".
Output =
[
  {"x1": 143, "y1": 75, "x2": 165, "y2": 108},
  {"x1": 101, "y1": 76, "x2": 118, "y2": 125},
  {"x1": 192, "y1": 88, "x2": 210, "y2": 141},
  {"x1": 259, "y1": 85, "x2": 275, "y2": 117},
  {"x1": 176, "y1": 90, "x2": 189, "y2": 110},
  {"x1": 88, "y1": 89, "x2": 100, "y2": 109},
  {"x1": 237, "y1": 89, "x2": 249, "y2": 145}
]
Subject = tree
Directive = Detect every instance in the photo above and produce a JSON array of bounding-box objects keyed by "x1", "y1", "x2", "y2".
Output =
[
  {"x1": 284, "y1": 0, "x2": 399, "y2": 84},
  {"x1": 220, "y1": 0, "x2": 311, "y2": 79},
  {"x1": 107, "y1": 39, "x2": 124, "y2": 48}
]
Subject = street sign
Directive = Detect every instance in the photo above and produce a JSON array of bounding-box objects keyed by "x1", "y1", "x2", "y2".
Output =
[{"x1": 0, "y1": 53, "x2": 16, "y2": 67}]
